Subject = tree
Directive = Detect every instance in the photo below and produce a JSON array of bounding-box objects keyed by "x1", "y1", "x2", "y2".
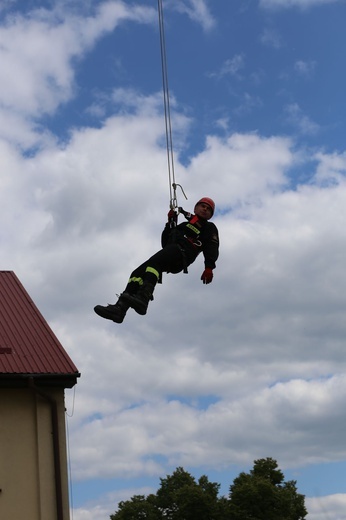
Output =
[
  {"x1": 110, "y1": 467, "x2": 229, "y2": 520},
  {"x1": 110, "y1": 494, "x2": 160, "y2": 520},
  {"x1": 156, "y1": 467, "x2": 229, "y2": 519},
  {"x1": 228, "y1": 457, "x2": 307, "y2": 520},
  {"x1": 110, "y1": 460, "x2": 307, "y2": 520}
]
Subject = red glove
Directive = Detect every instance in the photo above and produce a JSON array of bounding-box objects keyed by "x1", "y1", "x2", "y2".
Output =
[{"x1": 201, "y1": 268, "x2": 213, "y2": 284}]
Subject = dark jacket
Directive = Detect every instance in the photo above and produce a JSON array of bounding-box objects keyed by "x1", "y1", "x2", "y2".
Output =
[{"x1": 161, "y1": 214, "x2": 219, "y2": 269}]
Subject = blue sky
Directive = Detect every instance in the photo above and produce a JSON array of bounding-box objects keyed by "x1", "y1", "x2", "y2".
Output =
[
  {"x1": 42, "y1": 0, "x2": 346, "y2": 155},
  {"x1": 1, "y1": 1, "x2": 346, "y2": 519}
]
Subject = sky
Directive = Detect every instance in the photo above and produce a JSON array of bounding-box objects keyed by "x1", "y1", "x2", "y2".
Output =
[{"x1": 1, "y1": 0, "x2": 346, "y2": 519}]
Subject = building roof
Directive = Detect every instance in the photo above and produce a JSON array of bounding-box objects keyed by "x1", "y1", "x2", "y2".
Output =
[{"x1": 0, "y1": 271, "x2": 80, "y2": 388}]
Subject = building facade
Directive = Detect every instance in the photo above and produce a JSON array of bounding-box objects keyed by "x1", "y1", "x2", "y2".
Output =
[{"x1": 0, "y1": 271, "x2": 80, "y2": 520}]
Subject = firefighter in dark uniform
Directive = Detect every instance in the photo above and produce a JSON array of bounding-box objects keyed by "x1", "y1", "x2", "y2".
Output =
[{"x1": 94, "y1": 197, "x2": 219, "y2": 323}]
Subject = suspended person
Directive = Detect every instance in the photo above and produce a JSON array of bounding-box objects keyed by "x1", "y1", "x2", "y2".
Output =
[{"x1": 94, "y1": 197, "x2": 219, "y2": 323}]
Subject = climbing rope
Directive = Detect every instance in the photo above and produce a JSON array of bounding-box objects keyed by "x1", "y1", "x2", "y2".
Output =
[{"x1": 157, "y1": 0, "x2": 187, "y2": 211}]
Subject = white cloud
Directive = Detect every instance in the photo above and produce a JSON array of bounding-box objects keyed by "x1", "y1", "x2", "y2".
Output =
[
  {"x1": 185, "y1": 132, "x2": 292, "y2": 208},
  {"x1": 314, "y1": 150, "x2": 346, "y2": 185},
  {"x1": 306, "y1": 494, "x2": 346, "y2": 520},
  {"x1": 2, "y1": 84, "x2": 346, "y2": 493},
  {"x1": 169, "y1": 0, "x2": 216, "y2": 31},
  {"x1": 208, "y1": 54, "x2": 245, "y2": 80},
  {"x1": 71, "y1": 486, "x2": 154, "y2": 520},
  {"x1": 67, "y1": 373, "x2": 346, "y2": 480},
  {"x1": 15, "y1": 102, "x2": 343, "y2": 487},
  {"x1": 294, "y1": 59, "x2": 317, "y2": 77},
  {"x1": 0, "y1": 1, "x2": 155, "y2": 121},
  {"x1": 233, "y1": 92, "x2": 263, "y2": 116},
  {"x1": 260, "y1": 27, "x2": 282, "y2": 48},
  {"x1": 284, "y1": 103, "x2": 320, "y2": 135}
]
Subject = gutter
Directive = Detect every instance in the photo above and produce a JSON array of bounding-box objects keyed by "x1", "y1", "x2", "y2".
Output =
[{"x1": 28, "y1": 377, "x2": 64, "y2": 520}]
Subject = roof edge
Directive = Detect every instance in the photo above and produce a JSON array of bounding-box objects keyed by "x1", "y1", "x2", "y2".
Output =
[{"x1": 0, "y1": 372, "x2": 81, "y2": 389}]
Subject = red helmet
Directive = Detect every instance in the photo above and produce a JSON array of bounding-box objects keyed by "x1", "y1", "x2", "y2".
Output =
[{"x1": 195, "y1": 197, "x2": 215, "y2": 216}]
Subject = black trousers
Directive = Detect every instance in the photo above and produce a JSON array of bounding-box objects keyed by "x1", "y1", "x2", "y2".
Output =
[{"x1": 124, "y1": 243, "x2": 189, "y2": 294}]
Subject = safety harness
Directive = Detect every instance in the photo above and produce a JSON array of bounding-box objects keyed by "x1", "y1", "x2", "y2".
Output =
[{"x1": 174, "y1": 210, "x2": 205, "y2": 273}]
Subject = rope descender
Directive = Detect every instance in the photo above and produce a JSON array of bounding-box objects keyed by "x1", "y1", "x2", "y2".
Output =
[{"x1": 170, "y1": 183, "x2": 188, "y2": 211}]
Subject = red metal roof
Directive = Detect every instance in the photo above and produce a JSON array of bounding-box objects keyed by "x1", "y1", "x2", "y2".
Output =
[{"x1": 0, "y1": 271, "x2": 80, "y2": 386}]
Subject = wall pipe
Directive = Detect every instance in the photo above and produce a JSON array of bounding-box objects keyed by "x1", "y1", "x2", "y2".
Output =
[{"x1": 28, "y1": 377, "x2": 64, "y2": 520}]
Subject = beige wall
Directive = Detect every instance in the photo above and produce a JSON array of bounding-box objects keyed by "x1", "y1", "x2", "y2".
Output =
[{"x1": 0, "y1": 387, "x2": 70, "y2": 520}]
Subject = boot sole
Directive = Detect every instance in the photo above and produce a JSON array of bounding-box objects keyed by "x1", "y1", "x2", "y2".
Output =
[{"x1": 94, "y1": 306, "x2": 125, "y2": 323}]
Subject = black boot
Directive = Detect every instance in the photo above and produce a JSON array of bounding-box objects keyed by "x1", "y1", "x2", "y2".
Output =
[
  {"x1": 94, "y1": 293, "x2": 130, "y2": 323},
  {"x1": 122, "y1": 282, "x2": 155, "y2": 315}
]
